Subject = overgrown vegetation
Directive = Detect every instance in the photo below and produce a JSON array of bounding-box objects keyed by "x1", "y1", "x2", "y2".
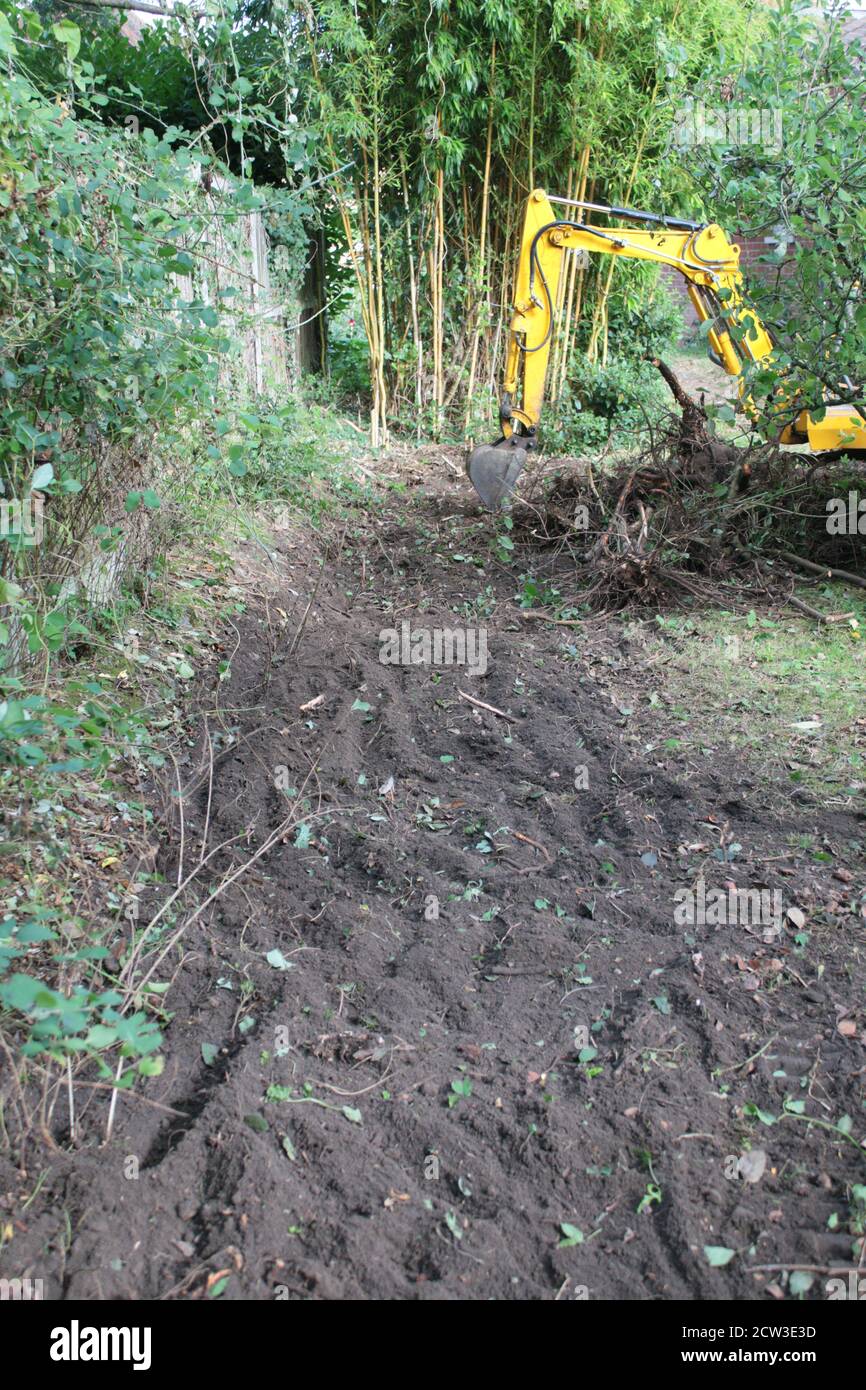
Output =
[
  {"x1": 0, "y1": 10, "x2": 326, "y2": 1111},
  {"x1": 680, "y1": 0, "x2": 866, "y2": 436}
]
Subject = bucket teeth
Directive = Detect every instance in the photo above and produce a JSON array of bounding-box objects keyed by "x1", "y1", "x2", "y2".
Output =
[{"x1": 466, "y1": 440, "x2": 528, "y2": 511}]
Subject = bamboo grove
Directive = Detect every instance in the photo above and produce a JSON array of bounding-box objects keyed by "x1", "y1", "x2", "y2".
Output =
[{"x1": 300, "y1": 0, "x2": 754, "y2": 444}]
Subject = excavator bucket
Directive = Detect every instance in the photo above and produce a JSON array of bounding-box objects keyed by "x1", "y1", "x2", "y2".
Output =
[{"x1": 466, "y1": 436, "x2": 528, "y2": 511}]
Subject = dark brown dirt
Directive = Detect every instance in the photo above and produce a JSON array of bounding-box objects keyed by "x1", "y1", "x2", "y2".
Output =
[{"x1": 2, "y1": 451, "x2": 865, "y2": 1301}]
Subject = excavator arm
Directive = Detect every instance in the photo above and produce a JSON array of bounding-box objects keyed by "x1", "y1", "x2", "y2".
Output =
[{"x1": 467, "y1": 188, "x2": 866, "y2": 510}]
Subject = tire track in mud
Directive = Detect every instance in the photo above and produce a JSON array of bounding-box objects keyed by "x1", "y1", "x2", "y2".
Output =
[{"x1": 29, "y1": 472, "x2": 866, "y2": 1301}]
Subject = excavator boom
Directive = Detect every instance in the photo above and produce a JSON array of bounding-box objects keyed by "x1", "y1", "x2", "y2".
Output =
[{"x1": 468, "y1": 188, "x2": 866, "y2": 510}]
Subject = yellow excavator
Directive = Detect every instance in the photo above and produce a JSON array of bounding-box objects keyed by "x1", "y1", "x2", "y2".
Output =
[{"x1": 467, "y1": 188, "x2": 866, "y2": 510}]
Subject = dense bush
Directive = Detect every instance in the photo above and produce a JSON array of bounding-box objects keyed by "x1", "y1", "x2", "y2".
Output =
[
  {"x1": 327, "y1": 330, "x2": 372, "y2": 402},
  {"x1": 0, "y1": 12, "x2": 288, "y2": 625},
  {"x1": 545, "y1": 357, "x2": 669, "y2": 455},
  {"x1": 544, "y1": 273, "x2": 683, "y2": 454},
  {"x1": 679, "y1": 0, "x2": 866, "y2": 429},
  {"x1": 0, "y1": 12, "x2": 279, "y2": 1077},
  {"x1": 603, "y1": 276, "x2": 686, "y2": 362}
]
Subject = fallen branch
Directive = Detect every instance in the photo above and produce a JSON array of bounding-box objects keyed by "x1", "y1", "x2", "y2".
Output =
[
  {"x1": 519, "y1": 609, "x2": 584, "y2": 627},
  {"x1": 738, "y1": 549, "x2": 853, "y2": 624},
  {"x1": 513, "y1": 831, "x2": 552, "y2": 862},
  {"x1": 482, "y1": 966, "x2": 566, "y2": 977},
  {"x1": 590, "y1": 468, "x2": 639, "y2": 559},
  {"x1": 59, "y1": 0, "x2": 204, "y2": 15},
  {"x1": 785, "y1": 594, "x2": 853, "y2": 624},
  {"x1": 745, "y1": 1264, "x2": 863, "y2": 1276},
  {"x1": 458, "y1": 690, "x2": 516, "y2": 720},
  {"x1": 778, "y1": 550, "x2": 866, "y2": 590}
]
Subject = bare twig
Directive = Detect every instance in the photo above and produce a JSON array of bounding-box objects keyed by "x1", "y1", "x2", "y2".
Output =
[
  {"x1": 167, "y1": 748, "x2": 186, "y2": 889},
  {"x1": 778, "y1": 550, "x2": 866, "y2": 590},
  {"x1": 458, "y1": 690, "x2": 516, "y2": 720},
  {"x1": 59, "y1": 0, "x2": 204, "y2": 15}
]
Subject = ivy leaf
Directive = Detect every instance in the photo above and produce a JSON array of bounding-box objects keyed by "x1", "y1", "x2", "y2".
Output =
[
  {"x1": 266, "y1": 948, "x2": 294, "y2": 971},
  {"x1": 0, "y1": 12, "x2": 18, "y2": 55},
  {"x1": 0, "y1": 578, "x2": 23, "y2": 605},
  {"x1": 744, "y1": 1102, "x2": 777, "y2": 1126},
  {"x1": 266, "y1": 1085, "x2": 292, "y2": 1101},
  {"x1": 52, "y1": 19, "x2": 81, "y2": 61},
  {"x1": 31, "y1": 463, "x2": 54, "y2": 492},
  {"x1": 704, "y1": 1245, "x2": 735, "y2": 1267},
  {"x1": 789, "y1": 1271, "x2": 814, "y2": 1296},
  {"x1": 558, "y1": 1223, "x2": 584, "y2": 1248}
]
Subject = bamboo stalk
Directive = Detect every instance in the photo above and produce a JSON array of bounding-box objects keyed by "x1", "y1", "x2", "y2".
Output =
[
  {"x1": 372, "y1": 105, "x2": 388, "y2": 446},
  {"x1": 302, "y1": 15, "x2": 379, "y2": 439},
  {"x1": 528, "y1": 7, "x2": 538, "y2": 191},
  {"x1": 553, "y1": 144, "x2": 590, "y2": 400},
  {"x1": 359, "y1": 147, "x2": 382, "y2": 444},
  {"x1": 490, "y1": 165, "x2": 516, "y2": 404},
  {"x1": 424, "y1": 158, "x2": 446, "y2": 436},
  {"x1": 464, "y1": 39, "x2": 496, "y2": 435},
  {"x1": 436, "y1": 162, "x2": 445, "y2": 427},
  {"x1": 586, "y1": 4, "x2": 680, "y2": 363},
  {"x1": 549, "y1": 142, "x2": 576, "y2": 399},
  {"x1": 400, "y1": 153, "x2": 424, "y2": 439},
  {"x1": 557, "y1": 147, "x2": 591, "y2": 397}
]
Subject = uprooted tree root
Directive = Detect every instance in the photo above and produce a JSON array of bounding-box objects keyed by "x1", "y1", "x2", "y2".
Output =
[{"x1": 510, "y1": 361, "x2": 866, "y2": 616}]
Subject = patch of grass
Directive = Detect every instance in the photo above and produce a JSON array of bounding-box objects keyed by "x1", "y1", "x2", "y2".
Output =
[{"x1": 646, "y1": 599, "x2": 866, "y2": 797}]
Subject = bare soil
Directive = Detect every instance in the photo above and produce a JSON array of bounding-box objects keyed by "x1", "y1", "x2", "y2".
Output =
[{"x1": 2, "y1": 450, "x2": 864, "y2": 1301}]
